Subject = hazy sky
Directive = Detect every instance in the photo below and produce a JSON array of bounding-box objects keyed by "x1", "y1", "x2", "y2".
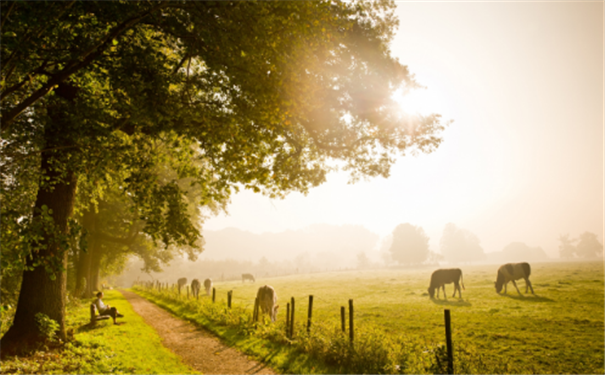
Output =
[{"x1": 204, "y1": 1, "x2": 603, "y2": 258}]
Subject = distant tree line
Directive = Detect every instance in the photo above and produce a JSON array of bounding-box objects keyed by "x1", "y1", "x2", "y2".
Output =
[
  {"x1": 559, "y1": 232, "x2": 603, "y2": 259},
  {"x1": 387, "y1": 222, "x2": 603, "y2": 265}
]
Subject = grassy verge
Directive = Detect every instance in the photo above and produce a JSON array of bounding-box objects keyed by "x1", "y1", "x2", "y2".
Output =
[
  {"x1": 133, "y1": 287, "x2": 337, "y2": 374},
  {"x1": 0, "y1": 290, "x2": 197, "y2": 374},
  {"x1": 133, "y1": 286, "x2": 519, "y2": 374}
]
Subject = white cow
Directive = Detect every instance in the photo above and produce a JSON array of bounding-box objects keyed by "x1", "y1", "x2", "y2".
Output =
[
  {"x1": 204, "y1": 278, "x2": 212, "y2": 296},
  {"x1": 256, "y1": 285, "x2": 279, "y2": 322}
]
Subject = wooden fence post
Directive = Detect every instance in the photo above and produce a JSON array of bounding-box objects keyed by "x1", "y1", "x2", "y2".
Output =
[
  {"x1": 212, "y1": 287, "x2": 216, "y2": 303},
  {"x1": 290, "y1": 297, "x2": 295, "y2": 339},
  {"x1": 307, "y1": 295, "x2": 313, "y2": 333},
  {"x1": 340, "y1": 306, "x2": 346, "y2": 333},
  {"x1": 187, "y1": 286, "x2": 190, "y2": 299},
  {"x1": 349, "y1": 299, "x2": 354, "y2": 343},
  {"x1": 444, "y1": 309, "x2": 453, "y2": 374},
  {"x1": 286, "y1": 303, "x2": 290, "y2": 338},
  {"x1": 228, "y1": 290, "x2": 232, "y2": 308},
  {"x1": 253, "y1": 297, "x2": 259, "y2": 323}
]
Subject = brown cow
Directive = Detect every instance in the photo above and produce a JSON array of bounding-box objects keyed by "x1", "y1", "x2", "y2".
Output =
[
  {"x1": 177, "y1": 277, "x2": 187, "y2": 293},
  {"x1": 495, "y1": 262, "x2": 534, "y2": 295},
  {"x1": 204, "y1": 278, "x2": 212, "y2": 296},
  {"x1": 256, "y1": 285, "x2": 279, "y2": 322},
  {"x1": 242, "y1": 273, "x2": 255, "y2": 283},
  {"x1": 428, "y1": 268, "x2": 465, "y2": 299},
  {"x1": 191, "y1": 279, "x2": 201, "y2": 298}
]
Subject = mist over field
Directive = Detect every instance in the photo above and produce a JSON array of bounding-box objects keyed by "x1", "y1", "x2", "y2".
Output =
[{"x1": 113, "y1": 223, "x2": 573, "y2": 289}]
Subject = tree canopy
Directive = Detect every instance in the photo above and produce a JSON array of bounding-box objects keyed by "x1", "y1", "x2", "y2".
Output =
[
  {"x1": 1, "y1": 0, "x2": 446, "y2": 349},
  {"x1": 576, "y1": 232, "x2": 603, "y2": 259},
  {"x1": 389, "y1": 223, "x2": 429, "y2": 265},
  {"x1": 439, "y1": 223, "x2": 485, "y2": 263}
]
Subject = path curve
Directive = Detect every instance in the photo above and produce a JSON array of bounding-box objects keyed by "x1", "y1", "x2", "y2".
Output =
[{"x1": 120, "y1": 290, "x2": 276, "y2": 375}]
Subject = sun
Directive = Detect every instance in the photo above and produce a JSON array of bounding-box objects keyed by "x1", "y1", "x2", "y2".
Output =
[{"x1": 391, "y1": 87, "x2": 439, "y2": 116}]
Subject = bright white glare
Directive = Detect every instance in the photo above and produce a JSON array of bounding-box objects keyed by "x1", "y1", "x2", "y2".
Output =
[{"x1": 391, "y1": 87, "x2": 441, "y2": 116}]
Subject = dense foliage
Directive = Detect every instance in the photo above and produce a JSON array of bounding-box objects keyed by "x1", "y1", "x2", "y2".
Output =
[{"x1": 1, "y1": 0, "x2": 446, "y2": 349}]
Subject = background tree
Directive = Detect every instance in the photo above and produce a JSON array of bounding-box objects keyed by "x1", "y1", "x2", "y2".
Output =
[
  {"x1": 389, "y1": 223, "x2": 429, "y2": 265},
  {"x1": 558, "y1": 234, "x2": 577, "y2": 259},
  {"x1": 500, "y1": 242, "x2": 549, "y2": 262},
  {"x1": 1, "y1": 0, "x2": 446, "y2": 349},
  {"x1": 575, "y1": 232, "x2": 603, "y2": 259},
  {"x1": 439, "y1": 223, "x2": 485, "y2": 263},
  {"x1": 357, "y1": 252, "x2": 371, "y2": 269}
]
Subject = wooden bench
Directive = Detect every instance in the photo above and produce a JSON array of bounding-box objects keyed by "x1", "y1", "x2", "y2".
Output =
[{"x1": 90, "y1": 303, "x2": 110, "y2": 325}]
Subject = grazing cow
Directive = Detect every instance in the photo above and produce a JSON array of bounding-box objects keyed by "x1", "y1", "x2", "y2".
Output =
[
  {"x1": 191, "y1": 279, "x2": 201, "y2": 298},
  {"x1": 256, "y1": 285, "x2": 279, "y2": 322},
  {"x1": 204, "y1": 278, "x2": 212, "y2": 296},
  {"x1": 495, "y1": 262, "x2": 534, "y2": 295},
  {"x1": 177, "y1": 277, "x2": 187, "y2": 293},
  {"x1": 242, "y1": 273, "x2": 255, "y2": 283},
  {"x1": 428, "y1": 268, "x2": 465, "y2": 299}
]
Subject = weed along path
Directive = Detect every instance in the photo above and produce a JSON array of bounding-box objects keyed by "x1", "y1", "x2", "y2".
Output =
[{"x1": 120, "y1": 289, "x2": 276, "y2": 375}]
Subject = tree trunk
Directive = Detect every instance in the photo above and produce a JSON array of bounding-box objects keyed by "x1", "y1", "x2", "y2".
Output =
[
  {"x1": 74, "y1": 245, "x2": 91, "y2": 298},
  {"x1": 89, "y1": 247, "x2": 103, "y2": 294},
  {"x1": 0, "y1": 154, "x2": 77, "y2": 349},
  {"x1": 1, "y1": 89, "x2": 78, "y2": 352}
]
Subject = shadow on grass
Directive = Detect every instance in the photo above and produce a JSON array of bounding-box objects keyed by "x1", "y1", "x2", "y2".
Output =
[
  {"x1": 499, "y1": 293, "x2": 554, "y2": 302},
  {"x1": 430, "y1": 298, "x2": 472, "y2": 307},
  {"x1": 77, "y1": 322, "x2": 111, "y2": 333}
]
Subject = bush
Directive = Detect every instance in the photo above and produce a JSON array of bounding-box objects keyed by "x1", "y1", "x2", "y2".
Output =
[{"x1": 35, "y1": 313, "x2": 60, "y2": 342}]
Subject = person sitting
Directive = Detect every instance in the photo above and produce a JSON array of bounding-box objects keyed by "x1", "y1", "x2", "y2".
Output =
[{"x1": 94, "y1": 291, "x2": 124, "y2": 325}]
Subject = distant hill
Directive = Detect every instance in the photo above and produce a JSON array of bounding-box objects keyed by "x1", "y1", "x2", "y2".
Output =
[{"x1": 200, "y1": 224, "x2": 380, "y2": 264}]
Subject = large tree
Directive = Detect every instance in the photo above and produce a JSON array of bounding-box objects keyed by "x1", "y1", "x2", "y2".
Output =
[
  {"x1": 439, "y1": 223, "x2": 485, "y2": 263},
  {"x1": 389, "y1": 223, "x2": 430, "y2": 265},
  {"x1": 575, "y1": 232, "x2": 603, "y2": 259},
  {"x1": 1, "y1": 1, "x2": 445, "y2": 349},
  {"x1": 558, "y1": 234, "x2": 577, "y2": 259}
]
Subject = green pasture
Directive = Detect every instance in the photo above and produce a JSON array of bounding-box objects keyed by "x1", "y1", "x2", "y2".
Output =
[{"x1": 195, "y1": 261, "x2": 604, "y2": 374}]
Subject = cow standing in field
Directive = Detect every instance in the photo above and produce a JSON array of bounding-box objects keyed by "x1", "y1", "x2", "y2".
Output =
[
  {"x1": 204, "y1": 278, "x2": 212, "y2": 296},
  {"x1": 256, "y1": 285, "x2": 279, "y2": 322},
  {"x1": 428, "y1": 268, "x2": 465, "y2": 299},
  {"x1": 242, "y1": 273, "x2": 255, "y2": 283},
  {"x1": 177, "y1": 278, "x2": 187, "y2": 294},
  {"x1": 191, "y1": 279, "x2": 201, "y2": 298},
  {"x1": 495, "y1": 262, "x2": 534, "y2": 295}
]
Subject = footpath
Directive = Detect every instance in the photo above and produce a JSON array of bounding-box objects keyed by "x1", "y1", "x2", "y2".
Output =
[{"x1": 120, "y1": 290, "x2": 276, "y2": 374}]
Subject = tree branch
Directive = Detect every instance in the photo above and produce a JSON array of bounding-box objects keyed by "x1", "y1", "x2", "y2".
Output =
[{"x1": 1, "y1": 2, "x2": 169, "y2": 135}]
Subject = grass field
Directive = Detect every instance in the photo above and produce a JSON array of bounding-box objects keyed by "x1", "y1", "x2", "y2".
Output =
[
  {"x1": 148, "y1": 260, "x2": 604, "y2": 374},
  {"x1": 0, "y1": 290, "x2": 197, "y2": 374}
]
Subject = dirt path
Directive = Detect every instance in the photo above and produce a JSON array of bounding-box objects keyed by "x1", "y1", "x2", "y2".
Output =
[{"x1": 120, "y1": 290, "x2": 276, "y2": 375}]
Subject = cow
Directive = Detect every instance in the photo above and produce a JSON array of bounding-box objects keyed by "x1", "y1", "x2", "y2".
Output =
[
  {"x1": 256, "y1": 285, "x2": 279, "y2": 322},
  {"x1": 191, "y1": 279, "x2": 201, "y2": 298},
  {"x1": 495, "y1": 262, "x2": 534, "y2": 295},
  {"x1": 242, "y1": 273, "x2": 255, "y2": 283},
  {"x1": 428, "y1": 268, "x2": 465, "y2": 299},
  {"x1": 177, "y1": 277, "x2": 187, "y2": 294},
  {"x1": 204, "y1": 278, "x2": 212, "y2": 296}
]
